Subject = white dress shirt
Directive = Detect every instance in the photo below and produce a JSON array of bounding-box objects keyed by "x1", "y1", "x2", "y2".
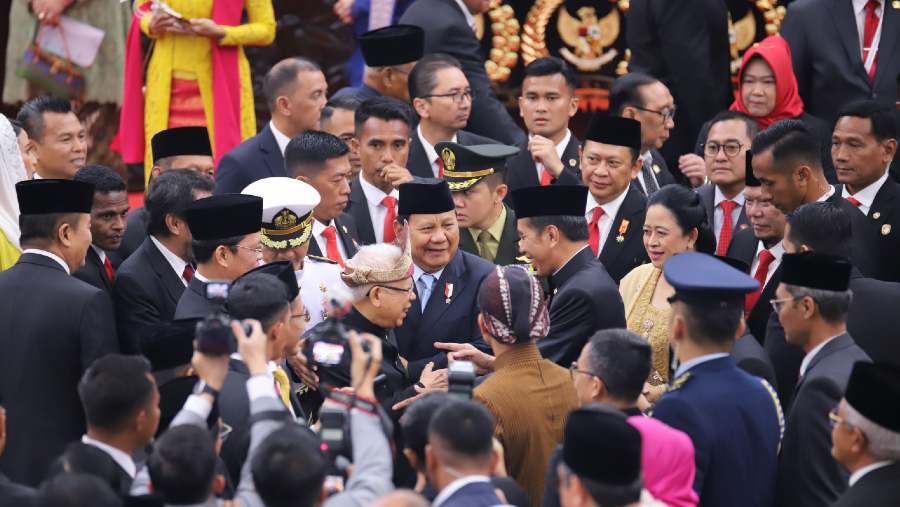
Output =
[
  {"x1": 432, "y1": 475, "x2": 493, "y2": 507},
  {"x1": 452, "y1": 0, "x2": 476, "y2": 30},
  {"x1": 417, "y1": 125, "x2": 457, "y2": 178},
  {"x1": 854, "y1": 0, "x2": 883, "y2": 62},
  {"x1": 312, "y1": 219, "x2": 349, "y2": 261},
  {"x1": 82, "y1": 435, "x2": 137, "y2": 478},
  {"x1": 842, "y1": 170, "x2": 888, "y2": 216},
  {"x1": 713, "y1": 186, "x2": 746, "y2": 244},
  {"x1": 799, "y1": 334, "x2": 841, "y2": 378},
  {"x1": 269, "y1": 121, "x2": 291, "y2": 156},
  {"x1": 636, "y1": 151, "x2": 663, "y2": 194},
  {"x1": 150, "y1": 235, "x2": 189, "y2": 286},
  {"x1": 750, "y1": 240, "x2": 785, "y2": 287},
  {"x1": 848, "y1": 460, "x2": 894, "y2": 487},
  {"x1": 91, "y1": 244, "x2": 107, "y2": 265},
  {"x1": 585, "y1": 187, "x2": 628, "y2": 256},
  {"x1": 23, "y1": 248, "x2": 70, "y2": 274},
  {"x1": 816, "y1": 185, "x2": 837, "y2": 203},
  {"x1": 359, "y1": 174, "x2": 399, "y2": 243},
  {"x1": 534, "y1": 129, "x2": 572, "y2": 181}
]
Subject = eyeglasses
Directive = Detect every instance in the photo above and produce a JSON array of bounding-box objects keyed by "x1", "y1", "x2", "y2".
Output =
[
  {"x1": 703, "y1": 141, "x2": 745, "y2": 159},
  {"x1": 421, "y1": 90, "x2": 473, "y2": 104},
  {"x1": 828, "y1": 406, "x2": 853, "y2": 430},
  {"x1": 291, "y1": 308, "x2": 311, "y2": 323},
  {"x1": 373, "y1": 284, "x2": 415, "y2": 295},
  {"x1": 632, "y1": 105, "x2": 677, "y2": 121},
  {"x1": 236, "y1": 244, "x2": 263, "y2": 255},
  {"x1": 770, "y1": 297, "x2": 798, "y2": 313},
  {"x1": 569, "y1": 361, "x2": 603, "y2": 383}
]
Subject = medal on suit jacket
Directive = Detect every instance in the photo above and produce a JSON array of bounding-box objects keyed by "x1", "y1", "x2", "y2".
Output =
[
  {"x1": 616, "y1": 219, "x2": 629, "y2": 243},
  {"x1": 444, "y1": 282, "x2": 454, "y2": 304}
]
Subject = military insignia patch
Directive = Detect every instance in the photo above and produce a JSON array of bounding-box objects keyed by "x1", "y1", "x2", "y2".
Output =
[
  {"x1": 441, "y1": 147, "x2": 456, "y2": 172},
  {"x1": 666, "y1": 372, "x2": 692, "y2": 392},
  {"x1": 273, "y1": 208, "x2": 298, "y2": 229}
]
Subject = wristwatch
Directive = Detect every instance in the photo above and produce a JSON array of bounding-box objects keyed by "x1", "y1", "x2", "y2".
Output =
[{"x1": 192, "y1": 380, "x2": 220, "y2": 399}]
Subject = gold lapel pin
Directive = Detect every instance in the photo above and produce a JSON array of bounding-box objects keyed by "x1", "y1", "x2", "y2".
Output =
[
  {"x1": 652, "y1": 164, "x2": 661, "y2": 174},
  {"x1": 873, "y1": 212, "x2": 881, "y2": 220},
  {"x1": 568, "y1": 158, "x2": 577, "y2": 167},
  {"x1": 616, "y1": 235, "x2": 625, "y2": 243},
  {"x1": 882, "y1": 224, "x2": 892, "y2": 236},
  {"x1": 739, "y1": 223, "x2": 749, "y2": 230},
  {"x1": 341, "y1": 225, "x2": 349, "y2": 234},
  {"x1": 893, "y1": 0, "x2": 900, "y2": 9}
]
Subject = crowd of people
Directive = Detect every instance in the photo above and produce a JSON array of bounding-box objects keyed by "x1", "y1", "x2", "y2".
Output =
[{"x1": 1, "y1": 0, "x2": 900, "y2": 506}]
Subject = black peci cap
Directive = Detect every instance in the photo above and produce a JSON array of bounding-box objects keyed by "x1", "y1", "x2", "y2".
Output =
[
  {"x1": 563, "y1": 407, "x2": 643, "y2": 498},
  {"x1": 185, "y1": 194, "x2": 263, "y2": 241},
  {"x1": 746, "y1": 151, "x2": 761, "y2": 187},
  {"x1": 16, "y1": 179, "x2": 94, "y2": 215},
  {"x1": 510, "y1": 185, "x2": 587, "y2": 218},
  {"x1": 237, "y1": 260, "x2": 299, "y2": 302},
  {"x1": 584, "y1": 115, "x2": 642, "y2": 153},
  {"x1": 780, "y1": 252, "x2": 851, "y2": 291},
  {"x1": 437, "y1": 142, "x2": 518, "y2": 192},
  {"x1": 398, "y1": 178, "x2": 456, "y2": 215},
  {"x1": 845, "y1": 362, "x2": 900, "y2": 433},
  {"x1": 359, "y1": 25, "x2": 425, "y2": 67},
  {"x1": 151, "y1": 127, "x2": 213, "y2": 163},
  {"x1": 142, "y1": 318, "x2": 201, "y2": 372}
]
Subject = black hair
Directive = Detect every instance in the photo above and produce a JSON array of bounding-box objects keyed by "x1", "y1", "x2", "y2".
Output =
[
  {"x1": 252, "y1": 426, "x2": 326, "y2": 507},
  {"x1": 837, "y1": 100, "x2": 898, "y2": 141},
  {"x1": 706, "y1": 110, "x2": 759, "y2": 142},
  {"x1": 192, "y1": 234, "x2": 245, "y2": 264},
  {"x1": 19, "y1": 212, "x2": 81, "y2": 248},
  {"x1": 148, "y1": 425, "x2": 217, "y2": 504},
  {"x1": 226, "y1": 272, "x2": 290, "y2": 331},
  {"x1": 16, "y1": 95, "x2": 72, "y2": 140},
  {"x1": 321, "y1": 96, "x2": 362, "y2": 125},
  {"x1": 284, "y1": 130, "x2": 350, "y2": 179},
  {"x1": 36, "y1": 474, "x2": 122, "y2": 507},
  {"x1": 73, "y1": 165, "x2": 126, "y2": 194},
  {"x1": 679, "y1": 298, "x2": 744, "y2": 346},
  {"x1": 586, "y1": 329, "x2": 652, "y2": 403},
  {"x1": 750, "y1": 119, "x2": 822, "y2": 172},
  {"x1": 354, "y1": 96, "x2": 412, "y2": 135},
  {"x1": 608, "y1": 72, "x2": 660, "y2": 116},
  {"x1": 145, "y1": 169, "x2": 214, "y2": 238},
  {"x1": 399, "y1": 392, "x2": 452, "y2": 464},
  {"x1": 78, "y1": 354, "x2": 154, "y2": 433},
  {"x1": 522, "y1": 57, "x2": 576, "y2": 90},
  {"x1": 526, "y1": 215, "x2": 589, "y2": 242},
  {"x1": 262, "y1": 57, "x2": 321, "y2": 111},
  {"x1": 47, "y1": 442, "x2": 124, "y2": 495},
  {"x1": 428, "y1": 400, "x2": 495, "y2": 464},
  {"x1": 786, "y1": 202, "x2": 851, "y2": 257},
  {"x1": 408, "y1": 53, "x2": 463, "y2": 100},
  {"x1": 9, "y1": 118, "x2": 25, "y2": 137},
  {"x1": 648, "y1": 185, "x2": 716, "y2": 254}
]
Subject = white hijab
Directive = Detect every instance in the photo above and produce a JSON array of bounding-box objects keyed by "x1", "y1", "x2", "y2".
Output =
[{"x1": 0, "y1": 114, "x2": 27, "y2": 249}]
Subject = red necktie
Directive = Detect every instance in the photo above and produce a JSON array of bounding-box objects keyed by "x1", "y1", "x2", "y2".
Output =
[
  {"x1": 103, "y1": 256, "x2": 115, "y2": 282},
  {"x1": 382, "y1": 196, "x2": 397, "y2": 243},
  {"x1": 588, "y1": 207, "x2": 605, "y2": 256},
  {"x1": 745, "y1": 249, "x2": 776, "y2": 313},
  {"x1": 846, "y1": 196, "x2": 862, "y2": 207},
  {"x1": 182, "y1": 264, "x2": 194, "y2": 283},
  {"x1": 716, "y1": 200, "x2": 738, "y2": 256},
  {"x1": 539, "y1": 166, "x2": 553, "y2": 186},
  {"x1": 862, "y1": 0, "x2": 880, "y2": 81},
  {"x1": 321, "y1": 226, "x2": 345, "y2": 268},
  {"x1": 435, "y1": 156, "x2": 444, "y2": 178}
]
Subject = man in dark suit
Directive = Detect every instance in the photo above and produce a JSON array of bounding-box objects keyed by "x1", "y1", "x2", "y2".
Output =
[
  {"x1": 833, "y1": 100, "x2": 900, "y2": 283},
  {"x1": 407, "y1": 54, "x2": 498, "y2": 179},
  {"x1": 830, "y1": 362, "x2": 900, "y2": 507},
  {"x1": 781, "y1": 0, "x2": 900, "y2": 126},
  {"x1": 399, "y1": 0, "x2": 525, "y2": 146},
  {"x1": 579, "y1": 115, "x2": 649, "y2": 284},
  {"x1": 0, "y1": 179, "x2": 118, "y2": 486},
  {"x1": 774, "y1": 252, "x2": 871, "y2": 507},
  {"x1": 330, "y1": 25, "x2": 424, "y2": 104},
  {"x1": 0, "y1": 407, "x2": 35, "y2": 504},
  {"x1": 652, "y1": 253, "x2": 782, "y2": 507},
  {"x1": 627, "y1": 0, "x2": 732, "y2": 174},
  {"x1": 346, "y1": 97, "x2": 414, "y2": 245},
  {"x1": 215, "y1": 58, "x2": 327, "y2": 195},
  {"x1": 115, "y1": 170, "x2": 213, "y2": 354},
  {"x1": 439, "y1": 142, "x2": 521, "y2": 265},
  {"x1": 116, "y1": 126, "x2": 214, "y2": 262},
  {"x1": 393, "y1": 179, "x2": 494, "y2": 379},
  {"x1": 72, "y1": 165, "x2": 129, "y2": 298},
  {"x1": 174, "y1": 194, "x2": 264, "y2": 320},
  {"x1": 285, "y1": 131, "x2": 359, "y2": 265},
  {"x1": 512, "y1": 185, "x2": 626, "y2": 367},
  {"x1": 505, "y1": 58, "x2": 582, "y2": 195},
  {"x1": 320, "y1": 96, "x2": 363, "y2": 178}
]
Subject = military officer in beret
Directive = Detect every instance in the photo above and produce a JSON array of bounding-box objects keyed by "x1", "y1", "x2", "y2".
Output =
[
  {"x1": 438, "y1": 142, "x2": 522, "y2": 266},
  {"x1": 242, "y1": 177, "x2": 343, "y2": 330},
  {"x1": 331, "y1": 25, "x2": 425, "y2": 103},
  {"x1": 652, "y1": 252, "x2": 782, "y2": 507},
  {"x1": 175, "y1": 194, "x2": 264, "y2": 319}
]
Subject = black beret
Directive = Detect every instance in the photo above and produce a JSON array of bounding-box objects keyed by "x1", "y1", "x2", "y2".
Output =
[
  {"x1": 151, "y1": 127, "x2": 212, "y2": 163},
  {"x1": 845, "y1": 362, "x2": 900, "y2": 433},
  {"x1": 563, "y1": 407, "x2": 642, "y2": 486},
  {"x1": 746, "y1": 151, "x2": 761, "y2": 187},
  {"x1": 780, "y1": 252, "x2": 851, "y2": 291},
  {"x1": 510, "y1": 185, "x2": 587, "y2": 218},
  {"x1": 185, "y1": 194, "x2": 263, "y2": 241},
  {"x1": 142, "y1": 318, "x2": 200, "y2": 372},
  {"x1": 359, "y1": 24, "x2": 425, "y2": 67},
  {"x1": 584, "y1": 115, "x2": 642, "y2": 153},
  {"x1": 156, "y1": 375, "x2": 220, "y2": 437},
  {"x1": 237, "y1": 260, "x2": 299, "y2": 302},
  {"x1": 664, "y1": 252, "x2": 759, "y2": 304},
  {"x1": 398, "y1": 178, "x2": 455, "y2": 215},
  {"x1": 436, "y1": 142, "x2": 518, "y2": 191},
  {"x1": 16, "y1": 179, "x2": 94, "y2": 215}
]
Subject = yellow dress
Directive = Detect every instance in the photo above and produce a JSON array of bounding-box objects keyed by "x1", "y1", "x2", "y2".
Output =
[
  {"x1": 137, "y1": 0, "x2": 275, "y2": 178},
  {"x1": 620, "y1": 263, "x2": 671, "y2": 386},
  {"x1": 0, "y1": 231, "x2": 21, "y2": 272}
]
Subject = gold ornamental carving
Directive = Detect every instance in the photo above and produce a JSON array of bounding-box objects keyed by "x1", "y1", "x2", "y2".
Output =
[{"x1": 476, "y1": 0, "x2": 521, "y2": 82}]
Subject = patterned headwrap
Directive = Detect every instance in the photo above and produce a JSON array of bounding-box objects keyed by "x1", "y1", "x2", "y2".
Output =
[
  {"x1": 477, "y1": 265, "x2": 550, "y2": 344},
  {"x1": 340, "y1": 244, "x2": 414, "y2": 287}
]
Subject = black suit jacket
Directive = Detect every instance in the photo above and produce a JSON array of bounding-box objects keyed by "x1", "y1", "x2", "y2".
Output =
[
  {"x1": 732, "y1": 332, "x2": 777, "y2": 389},
  {"x1": 112, "y1": 206, "x2": 149, "y2": 265},
  {"x1": 504, "y1": 134, "x2": 581, "y2": 198},
  {"x1": 0, "y1": 253, "x2": 119, "y2": 486},
  {"x1": 173, "y1": 276, "x2": 219, "y2": 320},
  {"x1": 725, "y1": 226, "x2": 757, "y2": 267},
  {"x1": 458, "y1": 204, "x2": 520, "y2": 266},
  {"x1": 539, "y1": 247, "x2": 626, "y2": 366},
  {"x1": 215, "y1": 124, "x2": 285, "y2": 195},
  {"x1": 696, "y1": 183, "x2": 750, "y2": 249},
  {"x1": 74, "y1": 247, "x2": 114, "y2": 295},
  {"x1": 407, "y1": 129, "x2": 499, "y2": 180},
  {"x1": 395, "y1": 250, "x2": 495, "y2": 380},
  {"x1": 853, "y1": 176, "x2": 900, "y2": 283},
  {"x1": 595, "y1": 187, "x2": 650, "y2": 285},
  {"x1": 0, "y1": 472, "x2": 34, "y2": 506},
  {"x1": 725, "y1": 228, "x2": 782, "y2": 343},
  {"x1": 776, "y1": 333, "x2": 870, "y2": 507},
  {"x1": 115, "y1": 237, "x2": 187, "y2": 354},
  {"x1": 781, "y1": 0, "x2": 900, "y2": 126},
  {"x1": 306, "y1": 215, "x2": 360, "y2": 260},
  {"x1": 832, "y1": 461, "x2": 900, "y2": 507},
  {"x1": 345, "y1": 178, "x2": 395, "y2": 246},
  {"x1": 399, "y1": 0, "x2": 525, "y2": 146}
]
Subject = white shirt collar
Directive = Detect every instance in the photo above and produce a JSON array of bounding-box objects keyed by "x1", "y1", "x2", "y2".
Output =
[
  {"x1": 799, "y1": 334, "x2": 842, "y2": 377},
  {"x1": 841, "y1": 171, "x2": 888, "y2": 216},
  {"x1": 150, "y1": 235, "x2": 189, "y2": 285},
  {"x1": 417, "y1": 124, "x2": 458, "y2": 171},
  {"x1": 853, "y1": 0, "x2": 881, "y2": 15},
  {"x1": 432, "y1": 475, "x2": 492, "y2": 507},
  {"x1": 585, "y1": 186, "x2": 629, "y2": 219},
  {"x1": 90, "y1": 245, "x2": 107, "y2": 264},
  {"x1": 451, "y1": 0, "x2": 476, "y2": 30},
  {"x1": 849, "y1": 460, "x2": 894, "y2": 487},
  {"x1": 22, "y1": 248, "x2": 70, "y2": 274},
  {"x1": 674, "y1": 352, "x2": 730, "y2": 378},
  {"x1": 193, "y1": 270, "x2": 210, "y2": 283},
  {"x1": 714, "y1": 185, "x2": 746, "y2": 207},
  {"x1": 82, "y1": 435, "x2": 137, "y2": 478},
  {"x1": 313, "y1": 218, "x2": 337, "y2": 238},
  {"x1": 413, "y1": 263, "x2": 445, "y2": 283},
  {"x1": 756, "y1": 239, "x2": 785, "y2": 261},
  {"x1": 816, "y1": 185, "x2": 837, "y2": 203},
  {"x1": 269, "y1": 121, "x2": 292, "y2": 156},
  {"x1": 359, "y1": 173, "x2": 398, "y2": 206}
]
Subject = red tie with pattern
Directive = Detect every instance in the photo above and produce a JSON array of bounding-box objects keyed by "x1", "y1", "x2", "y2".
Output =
[
  {"x1": 716, "y1": 200, "x2": 738, "y2": 256},
  {"x1": 539, "y1": 166, "x2": 553, "y2": 186},
  {"x1": 103, "y1": 256, "x2": 115, "y2": 282},
  {"x1": 588, "y1": 207, "x2": 605, "y2": 256},
  {"x1": 745, "y1": 249, "x2": 776, "y2": 313},
  {"x1": 322, "y1": 226, "x2": 345, "y2": 267},
  {"x1": 382, "y1": 196, "x2": 397, "y2": 243},
  {"x1": 862, "y1": 0, "x2": 880, "y2": 81},
  {"x1": 435, "y1": 156, "x2": 444, "y2": 178},
  {"x1": 846, "y1": 196, "x2": 862, "y2": 208},
  {"x1": 182, "y1": 264, "x2": 194, "y2": 283}
]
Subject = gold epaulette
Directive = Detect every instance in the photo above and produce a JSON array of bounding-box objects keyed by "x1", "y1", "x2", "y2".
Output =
[
  {"x1": 760, "y1": 378, "x2": 786, "y2": 445},
  {"x1": 307, "y1": 255, "x2": 338, "y2": 265},
  {"x1": 666, "y1": 372, "x2": 692, "y2": 393}
]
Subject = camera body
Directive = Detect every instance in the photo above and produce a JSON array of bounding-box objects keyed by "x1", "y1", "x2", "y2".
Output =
[
  {"x1": 195, "y1": 282, "x2": 251, "y2": 356},
  {"x1": 448, "y1": 360, "x2": 476, "y2": 400}
]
